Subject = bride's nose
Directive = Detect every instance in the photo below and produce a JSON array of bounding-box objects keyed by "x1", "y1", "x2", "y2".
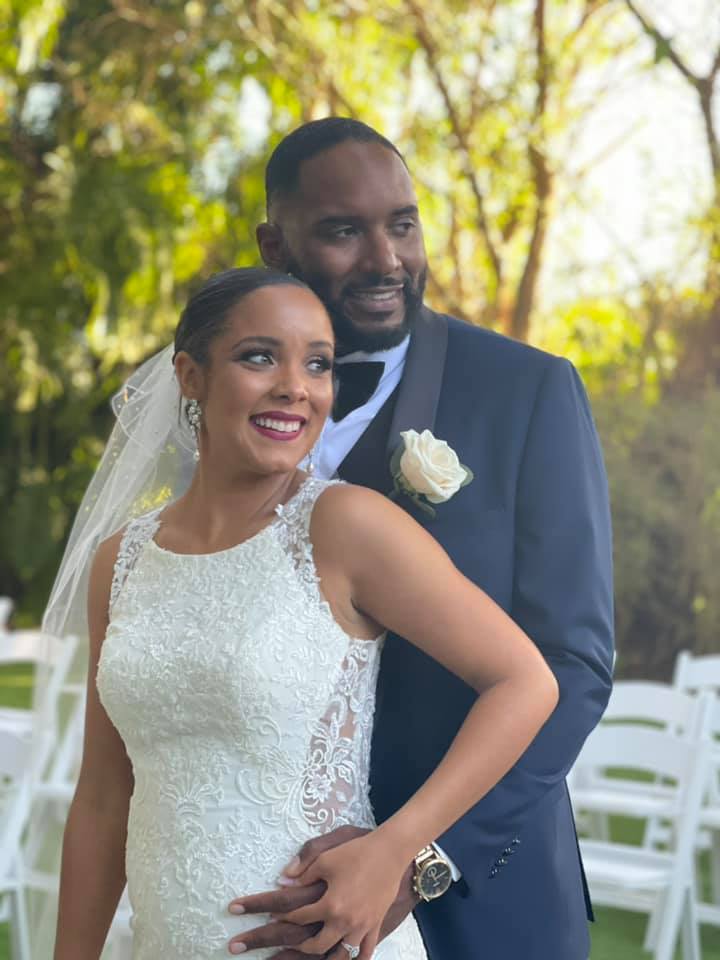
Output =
[{"x1": 271, "y1": 365, "x2": 309, "y2": 403}]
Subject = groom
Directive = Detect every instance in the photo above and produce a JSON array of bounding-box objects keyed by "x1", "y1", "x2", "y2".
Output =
[{"x1": 227, "y1": 118, "x2": 614, "y2": 959}]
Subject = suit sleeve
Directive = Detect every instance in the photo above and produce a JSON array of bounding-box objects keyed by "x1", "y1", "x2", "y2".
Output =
[{"x1": 437, "y1": 356, "x2": 614, "y2": 891}]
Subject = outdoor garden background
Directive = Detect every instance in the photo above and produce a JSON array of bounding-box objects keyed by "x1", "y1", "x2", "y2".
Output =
[{"x1": 1, "y1": 1, "x2": 720, "y2": 956}]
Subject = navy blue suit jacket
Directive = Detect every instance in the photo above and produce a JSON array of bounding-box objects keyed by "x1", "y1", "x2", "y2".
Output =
[{"x1": 337, "y1": 309, "x2": 614, "y2": 960}]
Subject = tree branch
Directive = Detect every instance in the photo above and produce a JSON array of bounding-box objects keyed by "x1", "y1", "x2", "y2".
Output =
[
  {"x1": 403, "y1": 0, "x2": 503, "y2": 293},
  {"x1": 623, "y1": 0, "x2": 698, "y2": 87}
]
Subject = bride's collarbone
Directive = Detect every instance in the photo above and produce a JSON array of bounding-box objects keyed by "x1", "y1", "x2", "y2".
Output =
[{"x1": 153, "y1": 511, "x2": 276, "y2": 556}]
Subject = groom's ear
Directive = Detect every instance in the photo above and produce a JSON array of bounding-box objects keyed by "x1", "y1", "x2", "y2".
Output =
[{"x1": 256, "y1": 221, "x2": 288, "y2": 270}]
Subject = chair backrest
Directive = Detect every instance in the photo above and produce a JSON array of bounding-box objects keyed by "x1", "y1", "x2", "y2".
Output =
[
  {"x1": 0, "y1": 725, "x2": 40, "y2": 873},
  {"x1": 0, "y1": 726, "x2": 32, "y2": 780},
  {"x1": 0, "y1": 631, "x2": 80, "y2": 791},
  {"x1": 0, "y1": 629, "x2": 61, "y2": 667},
  {"x1": 577, "y1": 719, "x2": 712, "y2": 858},
  {"x1": 603, "y1": 680, "x2": 711, "y2": 739},
  {"x1": 672, "y1": 654, "x2": 720, "y2": 796},
  {"x1": 674, "y1": 650, "x2": 720, "y2": 694},
  {"x1": 0, "y1": 597, "x2": 12, "y2": 631},
  {"x1": 580, "y1": 723, "x2": 701, "y2": 788}
]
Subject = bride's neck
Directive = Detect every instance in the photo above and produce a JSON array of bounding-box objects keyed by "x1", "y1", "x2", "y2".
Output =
[{"x1": 177, "y1": 466, "x2": 301, "y2": 542}]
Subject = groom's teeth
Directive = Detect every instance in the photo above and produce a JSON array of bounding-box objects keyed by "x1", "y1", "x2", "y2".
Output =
[
  {"x1": 254, "y1": 417, "x2": 302, "y2": 433},
  {"x1": 354, "y1": 290, "x2": 398, "y2": 301}
]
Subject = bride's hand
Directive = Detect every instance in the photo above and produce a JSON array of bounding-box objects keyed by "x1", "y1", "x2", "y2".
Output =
[{"x1": 277, "y1": 832, "x2": 407, "y2": 959}]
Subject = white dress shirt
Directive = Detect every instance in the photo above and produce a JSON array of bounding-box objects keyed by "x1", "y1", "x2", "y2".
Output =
[{"x1": 313, "y1": 337, "x2": 410, "y2": 480}]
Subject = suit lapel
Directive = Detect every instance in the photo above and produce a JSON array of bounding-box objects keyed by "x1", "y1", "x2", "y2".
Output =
[
  {"x1": 337, "y1": 308, "x2": 449, "y2": 494},
  {"x1": 385, "y1": 307, "x2": 448, "y2": 462},
  {"x1": 336, "y1": 387, "x2": 399, "y2": 493}
]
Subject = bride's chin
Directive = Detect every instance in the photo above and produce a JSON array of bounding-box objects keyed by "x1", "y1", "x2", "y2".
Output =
[{"x1": 230, "y1": 449, "x2": 309, "y2": 478}]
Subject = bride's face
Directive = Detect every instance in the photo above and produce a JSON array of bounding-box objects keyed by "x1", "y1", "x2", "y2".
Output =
[{"x1": 185, "y1": 284, "x2": 334, "y2": 477}]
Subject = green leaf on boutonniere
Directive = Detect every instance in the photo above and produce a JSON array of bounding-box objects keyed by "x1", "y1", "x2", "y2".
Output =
[{"x1": 388, "y1": 440, "x2": 438, "y2": 518}]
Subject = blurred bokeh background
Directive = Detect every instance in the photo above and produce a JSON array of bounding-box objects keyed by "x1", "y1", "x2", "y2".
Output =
[{"x1": 1, "y1": 0, "x2": 719, "y2": 673}]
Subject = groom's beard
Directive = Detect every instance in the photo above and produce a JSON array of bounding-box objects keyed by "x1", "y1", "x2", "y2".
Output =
[{"x1": 287, "y1": 261, "x2": 427, "y2": 355}]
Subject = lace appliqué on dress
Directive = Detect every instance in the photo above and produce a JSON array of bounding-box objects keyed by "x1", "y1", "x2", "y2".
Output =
[
  {"x1": 275, "y1": 478, "x2": 381, "y2": 835},
  {"x1": 108, "y1": 509, "x2": 161, "y2": 613}
]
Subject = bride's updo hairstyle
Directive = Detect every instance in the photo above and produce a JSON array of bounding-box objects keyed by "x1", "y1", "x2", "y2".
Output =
[{"x1": 173, "y1": 267, "x2": 313, "y2": 366}]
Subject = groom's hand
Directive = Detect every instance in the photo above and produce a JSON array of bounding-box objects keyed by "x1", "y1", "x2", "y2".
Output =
[{"x1": 227, "y1": 825, "x2": 419, "y2": 958}]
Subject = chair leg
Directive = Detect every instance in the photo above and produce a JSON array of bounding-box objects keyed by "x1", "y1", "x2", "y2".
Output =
[
  {"x1": 653, "y1": 881, "x2": 689, "y2": 960},
  {"x1": 680, "y1": 885, "x2": 701, "y2": 960},
  {"x1": 710, "y1": 831, "x2": 720, "y2": 904},
  {"x1": 643, "y1": 886, "x2": 667, "y2": 952},
  {"x1": 9, "y1": 886, "x2": 31, "y2": 960}
]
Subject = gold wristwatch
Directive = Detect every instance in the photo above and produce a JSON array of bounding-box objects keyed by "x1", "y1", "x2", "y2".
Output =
[{"x1": 412, "y1": 845, "x2": 453, "y2": 902}]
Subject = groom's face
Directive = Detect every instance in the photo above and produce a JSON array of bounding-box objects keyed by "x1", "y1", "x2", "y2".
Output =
[{"x1": 259, "y1": 140, "x2": 427, "y2": 354}]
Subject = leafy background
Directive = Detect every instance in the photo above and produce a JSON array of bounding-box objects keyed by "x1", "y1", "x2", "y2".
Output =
[{"x1": 2, "y1": 1, "x2": 719, "y2": 670}]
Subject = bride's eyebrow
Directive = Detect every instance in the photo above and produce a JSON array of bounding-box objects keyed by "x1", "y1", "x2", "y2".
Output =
[
  {"x1": 230, "y1": 336, "x2": 281, "y2": 350},
  {"x1": 230, "y1": 336, "x2": 334, "y2": 351}
]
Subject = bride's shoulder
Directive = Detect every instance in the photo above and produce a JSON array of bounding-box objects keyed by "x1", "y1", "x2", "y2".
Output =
[
  {"x1": 93, "y1": 508, "x2": 162, "y2": 574},
  {"x1": 312, "y1": 481, "x2": 420, "y2": 553},
  {"x1": 313, "y1": 480, "x2": 388, "y2": 521}
]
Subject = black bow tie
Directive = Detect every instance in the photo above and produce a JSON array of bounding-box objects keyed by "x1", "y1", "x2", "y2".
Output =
[{"x1": 332, "y1": 360, "x2": 385, "y2": 422}]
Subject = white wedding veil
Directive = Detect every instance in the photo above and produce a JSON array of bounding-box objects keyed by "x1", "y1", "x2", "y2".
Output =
[
  {"x1": 29, "y1": 344, "x2": 196, "y2": 956},
  {"x1": 41, "y1": 343, "x2": 195, "y2": 645}
]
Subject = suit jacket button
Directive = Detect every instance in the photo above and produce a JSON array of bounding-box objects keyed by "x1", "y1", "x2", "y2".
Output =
[
  {"x1": 503, "y1": 847, "x2": 513, "y2": 856},
  {"x1": 498, "y1": 858, "x2": 507, "y2": 865},
  {"x1": 511, "y1": 838, "x2": 521, "y2": 846},
  {"x1": 489, "y1": 867, "x2": 499, "y2": 878}
]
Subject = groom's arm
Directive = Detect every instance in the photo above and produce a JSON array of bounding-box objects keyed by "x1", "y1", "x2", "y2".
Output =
[{"x1": 437, "y1": 356, "x2": 614, "y2": 889}]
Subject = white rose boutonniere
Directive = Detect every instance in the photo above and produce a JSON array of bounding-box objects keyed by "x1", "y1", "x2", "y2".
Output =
[{"x1": 390, "y1": 428, "x2": 473, "y2": 517}]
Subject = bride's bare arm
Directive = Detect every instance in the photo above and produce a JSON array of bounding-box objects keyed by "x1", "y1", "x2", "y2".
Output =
[
  {"x1": 277, "y1": 485, "x2": 558, "y2": 959},
  {"x1": 54, "y1": 533, "x2": 133, "y2": 960}
]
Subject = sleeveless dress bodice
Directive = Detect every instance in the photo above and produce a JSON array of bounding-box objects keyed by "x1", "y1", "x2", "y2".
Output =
[{"x1": 96, "y1": 477, "x2": 427, "y2": 959}]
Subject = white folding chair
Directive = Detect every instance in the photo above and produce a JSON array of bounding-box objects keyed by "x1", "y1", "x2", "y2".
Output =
[
  {"x1": 674, "y1": 651, "x2": 720, "y2": 917},
  {"x1": 0, "y1": 724, "x2": 48, "y2": 960},
  {"x1": 574, "y1": 720, "x2": 712, "y2": 960},
  {"x1": 0, "y1": 631, "x2": 78, "y2": 740},
  {"x1": 570, "y1": 681, "x2": 710, "y2": 846}
]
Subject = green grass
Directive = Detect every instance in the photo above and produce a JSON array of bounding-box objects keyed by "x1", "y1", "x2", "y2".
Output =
[{"x1": 2, "y1": 663, "x2": 720, "y2": 959}]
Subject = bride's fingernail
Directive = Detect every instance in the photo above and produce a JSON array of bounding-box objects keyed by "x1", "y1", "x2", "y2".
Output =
[
  {"x1": 282, "y1": 855, "x2": 300, "y2": 875},
  {"x1": 230, "y1": 943, "x2": 247, "y2": 954},
  {"x1": 228, "y1": 903, "x2": 245, "y2": 915},
  {"x1": 277, "y1": 875, "x2": 298, "y2": 886}
]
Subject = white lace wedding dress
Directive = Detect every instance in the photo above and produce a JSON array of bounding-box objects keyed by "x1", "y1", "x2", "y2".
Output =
[{"x1": 96, "y1": 477, "x2": 427, "y2": 959}]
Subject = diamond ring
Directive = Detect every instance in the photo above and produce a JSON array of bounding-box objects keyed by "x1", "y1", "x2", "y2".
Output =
[{"x1": 341, "y1": 943, "x2": 361, "y2": 959}]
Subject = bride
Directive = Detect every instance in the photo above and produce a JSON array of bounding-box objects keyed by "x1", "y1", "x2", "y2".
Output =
[{"x1": 51, "y1": 267, "x2": 558, "y2": 959}]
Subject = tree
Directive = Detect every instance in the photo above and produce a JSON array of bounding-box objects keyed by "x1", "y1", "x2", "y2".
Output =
[{"x1": 622, "y1": 0, "x2": 720, "y2": 387}]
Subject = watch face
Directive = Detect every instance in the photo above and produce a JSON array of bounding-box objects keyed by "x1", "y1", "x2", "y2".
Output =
[{"x1": 419, "y1": 860, "x2": 452, "y2": 899}]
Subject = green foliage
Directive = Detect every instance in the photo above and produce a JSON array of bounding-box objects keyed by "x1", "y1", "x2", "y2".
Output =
[{"x1": 593, "y1": 385, "x2": 720, "y2": 679}]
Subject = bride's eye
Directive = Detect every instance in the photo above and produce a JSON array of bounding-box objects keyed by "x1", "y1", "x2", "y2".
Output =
[
  {"x1": 307, "y1": 355, "x2": 333, "y2": 374},
  {"x1": 238, "y1": 350, "x2": 274, "y2": 366}
]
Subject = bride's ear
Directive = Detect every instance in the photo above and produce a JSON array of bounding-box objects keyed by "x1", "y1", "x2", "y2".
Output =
[{"x1": 174, "y1": 350, "x2": 203, "y2": 401}]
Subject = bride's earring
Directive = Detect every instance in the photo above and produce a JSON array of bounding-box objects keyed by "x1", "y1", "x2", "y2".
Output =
[
  {"x1": 185, "y1": 398, "x2": 202, "y2": 462},
  {"x1": 306, "y1": 447, "x2": 315, "y2": 476}
]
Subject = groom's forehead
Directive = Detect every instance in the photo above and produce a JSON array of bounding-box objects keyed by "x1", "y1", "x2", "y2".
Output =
[{"x1": 291, "y1": 141, "x2": 418, "y2": 214}]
